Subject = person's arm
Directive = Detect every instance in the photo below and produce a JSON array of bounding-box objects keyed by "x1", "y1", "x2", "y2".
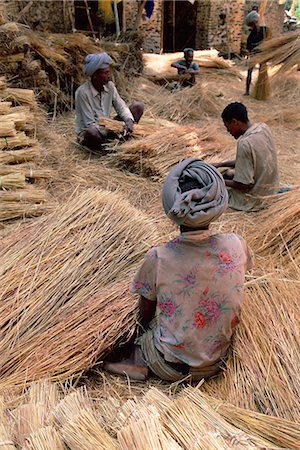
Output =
[
  {"x1": 171, "y1": 61, "x2": 187, "y2": 71},
  {"x1": 212, "y1": 160, "x2": 236, "y2": 169},
  {"x1": 139, "y1": 296, "x2": 157, "y2": 328},
  {"x1": 187, "y1": 62, "x2": 200, "y2": 75},
  {"x1": 224, "y1": 179, "x2": 254, "y2": 192},
  {"x1": 75, "y1": 89, "x2": 97, "y2": 130},
  {"x1": 111, "y1": 84, "x2": 134, "y2": 130}
]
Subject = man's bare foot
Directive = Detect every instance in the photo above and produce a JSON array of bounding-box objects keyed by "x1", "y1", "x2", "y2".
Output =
[
  {"x1": 103, "y1": 345, "x2": 149, "y2": 381},
  {"x1": 244, "y1": 92, "x2": 250, "y2": 96},
  {"x1": 103, "y1": 361, "x2": 149, "y2": 381}
]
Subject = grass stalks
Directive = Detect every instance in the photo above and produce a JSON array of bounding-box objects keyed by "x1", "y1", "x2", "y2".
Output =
[{"x1": 0, "y1": 173, "x2": 26, "y2": 189}]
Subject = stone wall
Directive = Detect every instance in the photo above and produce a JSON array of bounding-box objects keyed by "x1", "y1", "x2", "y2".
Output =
[
  {"x1": 123, "y1": 0, "x2": 162, "y2": 53},
  {"x1": 244, "y1": 0, "x2": 285, "y2": 36},
  {"x1": 196, "y1": 0, "x2": 246, "y2": 54},
  {"x1": 3, "y1": 0, "x2": 74, "y2": 33}
]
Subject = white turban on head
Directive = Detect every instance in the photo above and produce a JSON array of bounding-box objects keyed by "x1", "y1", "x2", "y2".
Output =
[
  {"x1": 84, "y1": 52, "x2": 113, "y2": 77},
  {"x1": 162, "y1": 158, "x2": 228, "y2": 228},
  {"x1": 246, "y1": 11, "x2": 259, "y2": 25}
]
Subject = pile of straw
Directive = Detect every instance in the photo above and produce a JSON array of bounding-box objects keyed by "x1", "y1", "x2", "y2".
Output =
[
  {"x1": 251, "y1": 30, "x2": 300, "y2": 75},
  {"x1": 135, "y1": 79, "x2": 223, "y2": 123},
  {"x1": 108, "y1": 124, "x2": 225, "y2": 179},
  {"x1": 0, "y1": 189, "x2": 160, "y2": 388},
  {"x1": 249, "y1": 188, "x2": 300, "y2": 265},
  {"x1": 252, "y1": 63, "x2": 270, "y2": 101}
]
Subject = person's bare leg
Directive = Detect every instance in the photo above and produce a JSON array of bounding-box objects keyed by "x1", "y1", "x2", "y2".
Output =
[
  {"x1": 129, "y1": 101, "x2": 144, "y2": 123},
  {"x1": 103, "y1": 344, "x2": 149, "y2": 381},
  {"x1": 245, "y1": 68, "x2": 253, "y2": 95},
  {"x1": 82, "y1": 124, "x2": 105, "y2": 150}
]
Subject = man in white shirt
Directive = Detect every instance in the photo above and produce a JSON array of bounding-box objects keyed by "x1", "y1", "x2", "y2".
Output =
[{"x1": 75, "y1": 52, "x2": 143, "y2": 151}]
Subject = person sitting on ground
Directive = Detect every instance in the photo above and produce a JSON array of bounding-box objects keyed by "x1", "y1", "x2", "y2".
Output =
[
  {"x1": 75, "y1": 52, "x2": 144, "y2": 151},
  {"x1": 171, "y1": 48, "x2": 200, "y2": 88},
  {"x1": 245, "y1": 10, "x2": 271, "y2": 96},
  {"x1": 103, "y1": 158, "x2": 252, "y2": 382},
  {"x1": 213, "y1": 102, "x2": 279, "y2": 211}
]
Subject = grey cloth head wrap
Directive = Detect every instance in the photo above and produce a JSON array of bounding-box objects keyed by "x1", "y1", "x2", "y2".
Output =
[
  {"x1": 246, "y1": 11, "x2": 259, "y2": 25},
  {"x1": 84, "y1": 52, "x2": 113, "y2": 76},
  {"x1": 183, "y1": 47, "x2": 194, "y2": 53},
  {"x1": 162, "y1": 158, "x2": 228, "y2": 228}
]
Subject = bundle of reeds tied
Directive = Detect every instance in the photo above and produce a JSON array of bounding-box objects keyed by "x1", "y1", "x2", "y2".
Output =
[
  {"x1": 109, "y1": 124, "x2": 224, "y2": 179},
  {"x1": 0, "y1": 189, "x2": 160, "y2": 388},
  {"x1": 251, "y1": 30, "x2": 300, "y2": 75}
]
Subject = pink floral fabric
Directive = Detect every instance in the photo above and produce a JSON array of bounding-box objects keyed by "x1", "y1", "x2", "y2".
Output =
[{"x1": 131, "y1": 230, "x2": 252, "y2": 367}]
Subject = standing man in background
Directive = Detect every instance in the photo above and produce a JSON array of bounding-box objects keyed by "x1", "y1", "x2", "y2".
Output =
[{"x1": 245, "y1": 10, "x2": 270, "y2": 96}]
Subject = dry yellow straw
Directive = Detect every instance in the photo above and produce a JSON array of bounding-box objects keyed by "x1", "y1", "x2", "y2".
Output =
[{"x1": 0, "y1": 173, "x2": 26, "y2": 189}]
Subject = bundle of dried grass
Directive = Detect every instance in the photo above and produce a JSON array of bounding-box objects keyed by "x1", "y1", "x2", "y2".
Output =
[
  {"x1": 109, "y1": 124, "x2": 223, "y2": 179},
  {"x1": 161, "y1": 391, "x2": 270, "y2": 449},
  {"x1": 0, "y1": 190, "x2": 159, "y2": 387},
  {"x1": 0, "y1": 120, "x2": 16, "y2": 137},
  {"x1": 28, "y1": 380, "x2": 60, "y2": 414},
  {"x1": 1, "y1": 88, "x2": 36, "y2": 108},
  {"x1": 11, "y1": 403, "x2": 47, "y2": 447},
  {"x1": 99, "y1": 117, "x2": 176, "y2": 138},
  {"x1": 136, "y1": 79, "x2": 222, "y2": 123},
  {"x1": 3, "y1": 107, "x2": 35, "y2": 131},
  {"x1": 249, "y1": 188, "x2": 300, "y2": 264},
  {"x1": 0, "y1": 132, "x2": 34, "y2": 150},
  {"x1": 252, "y1": 63, "x2": 270, "y2": 100},
  {"x1": 0, "y1": 146, "x2": 40, "y2": 164},
  {"x1": 0, "y1": 202, "x2": 51, "y2": 221},
  {"x1": 0, "y1": 164, "x2": 52, "y2": 180},
  {"x1": 54, "y1": 388, "x2": 116, "y2": 450},
  {"x1": 0, "y1": 189, "x2": 48, "y2": 203},
  {"x1": 0, "y1": 173, "x2": 26, "y2": 189},
  {"x1": 251, "y1": 30, "x2": 300, "y2": 75},
  {"x1": 0, "y1": 101, "x2": 12, "y2": 114},
  {"x1": 23, "y1": 426, "x2": 64, "y2": 450},
  {"x1": 0, "y1": 397, "x2": 16, "y2": 450},
  {"x1": 202, "y1": 393, "x2": 300, "y2": 450}
]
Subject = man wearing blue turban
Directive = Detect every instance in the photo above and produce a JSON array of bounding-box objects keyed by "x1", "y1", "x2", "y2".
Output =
[{"x1": 75, "y1": 52, "x2": 144, "y2": 151}]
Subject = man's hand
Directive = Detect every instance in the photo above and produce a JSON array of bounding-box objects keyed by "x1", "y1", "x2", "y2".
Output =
[{"x1": 124, "y1": 118, "x2": 134, "y2": 135}]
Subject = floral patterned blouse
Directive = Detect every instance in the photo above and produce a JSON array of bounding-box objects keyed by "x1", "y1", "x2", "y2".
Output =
[{"x1": 131, "y1": 230, "x2": 252, "y2": 367}]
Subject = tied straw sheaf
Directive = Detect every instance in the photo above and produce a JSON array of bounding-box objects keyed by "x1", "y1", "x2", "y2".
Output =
[{"x1": 0, "y1": 189, "x2": 160, "y2": 389}]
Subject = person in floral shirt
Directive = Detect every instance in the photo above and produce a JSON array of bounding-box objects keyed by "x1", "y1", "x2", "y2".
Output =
[{"x1": 104, "y1": 158, "x2": 253, "y2": 381}]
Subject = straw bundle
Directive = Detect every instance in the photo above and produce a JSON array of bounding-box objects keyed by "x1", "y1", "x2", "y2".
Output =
[
  {"x1": 0, "y1": 173, "x2": 26, "y2": 189},
  {"x1": 0, "y1": 147, "x2": 40, "y2": 164},
  {"x1": 0, "y1": 397, "x2": 16, "y2": 450},
  {"x1": 11, "y1": 404, "x2": 47, "y2": 447},
  {"x1": 109, "y1": 125, "x2": 223, "y2": 179},
  {"x1": 0, "y1": 132, "x2": 34, "y2": 150},
  {"x1": 1, "y1": 88, "x2": 36, "y2": 108},
  {"x1": 161, "y1": 392, "x2": 269, "y2": 449},
  {"x1": 22, "y1": 426, "x2": 64, "y2": 450},
  {"x1": 3, "y1": 107, "x2": 35, "y2": 131},
  {"x1": 201, "y1": 393, "x2": 300, "y2": 450},
  {"x1": 252, "y1": 63, "x2": 270, "y2": 100},
  {"x1": 61, "y1": 409, "x2": 117, "y2": 450},
  {"x1": 0, "y1": 164, "x2": 52, "y2": 180},
  {"x1": 99, "y1": 117, "x2": 176, "y2": 138},
  {"x1": 28, "y1": 380, "x2": 60, "y2": 414},
  {"x1": 0, "y1": 190, "x2": 159, "y2": 387},
  {"x1": 249, "y1": 188, "x2": 300, "y2": 264},
  {"x1": 251, "y1": 30, "x2": 300, "y2": 75},
  {"x1": 0, "y1": 202, "x2": 51, "y2": 221},
  {"x1": 53, "y1": 388, "x2": 92, "y2": 427},
  {"x1": 0, "y1": 101, "x2": 12, "y2": 114},
  {"x1": 0, "y1": 120, "x2": 16, "y2": 137},
  {"x1": 0, "y1": 189, "x2": 48, "y2": 203}
]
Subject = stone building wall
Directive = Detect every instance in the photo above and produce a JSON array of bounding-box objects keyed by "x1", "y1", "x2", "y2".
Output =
[
  {"x1": 3, "y1": 0, "x2": 74, "y2": 33},
  {"x1": 196, "y1": 0, "x2": 246, "y2": 53},
  {"x1": 123, "y1": 0, "x2": 162, "y2": 53},
  {"x1": 244, "y1": 0, "x2": 285, "y2": 36}
]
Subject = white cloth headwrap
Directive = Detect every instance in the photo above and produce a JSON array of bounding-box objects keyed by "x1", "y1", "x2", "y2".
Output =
[
  {"x1": 84, "y1": 52, "x2": 113, "y2": 76},
  {"x1": 246, "y1": 11, "x2": 259, "y2": 25},
  {"x1": 162, "y1": 158, "x2": 228, "y2": 228}
]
